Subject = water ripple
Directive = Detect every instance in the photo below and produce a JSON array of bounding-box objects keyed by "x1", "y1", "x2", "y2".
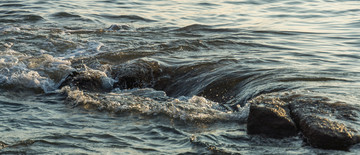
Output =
[
  {"x1": 1, "y1": 0, "x2": 360, "y2": 154},
  {"x1": 52, "y1": 12, "x2": 82, "y2": 18},
  {"x1": 99, "y1": 14, "x2": 156, "y2": 22}
]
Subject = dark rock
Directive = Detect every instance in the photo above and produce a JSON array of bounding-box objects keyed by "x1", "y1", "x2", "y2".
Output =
[
  {"x1": 58, "y1": 71, "x2": 112, "y2": 92},
  {"x1": 247, "y1": 93, "x2": 360, "y2": 150},
  {"x1": 290, "y1": 99, "x2": 360, "y2": 150},
  {"x1": 112, "y1": 60, "x2": 163, "y2": 90},
  {"x1": 247, "y1": 96, "x2": 298, "y2": 138},
  {"x1": 106, "y1": 24, "x2": 131, "y2": 31},
  {"x1": 299, "y1": 115, "x2": 357, "y2": 150},
  {"x1": 58, "y1": 60, "x2": 167, "y2": 93}
]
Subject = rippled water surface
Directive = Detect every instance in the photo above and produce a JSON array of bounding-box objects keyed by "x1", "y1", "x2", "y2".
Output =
[{"x1": 1, "y1": 0, "x2": 360, "y2": 154}]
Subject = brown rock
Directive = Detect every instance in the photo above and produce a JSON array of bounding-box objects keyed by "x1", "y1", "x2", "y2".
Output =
[
  {"x1": 247, "y1": 97, "x2": 298, "y2": 138},
  {"x1": 299, "y1": 115, "x2": 358, "y2": 150},
  {"x1": 247, "y1": 93, "x2": 360, "y2": 150},
  {"x1": 290, "y1": 100, "x2": 360, "y2": 150}
]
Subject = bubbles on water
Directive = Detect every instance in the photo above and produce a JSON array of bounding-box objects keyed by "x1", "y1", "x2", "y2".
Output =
[
  {"x1": 0, "y1": 54, "x2": 56, "y2": 93},
  {"x1": 61, "y1": 41, "x2": 104, "y2": 59},
  {"x1": 0, "y1": 54, "x2": 21, "y2": 68},
  {"x1": 7, "y1": 70, "x2": 55, "y2": 92},
  {"x1": 0, "y1": 26, "x2": 20, "y2": 32},
  {"x1": 88, "y1": 41, "x2": 104, "y2": 52},
  {"x1": 0, "y1": 48, "x2": 73, "y2": 93},
  {"x1": 83, "y1": 65, "x2": 116, "y2": 90},
  {"x1": 1, "y1": 42, "x2": 14, "y2": 49},
  {"x1": 61, "y1": 87, "x2": 249, "y2": 123}
]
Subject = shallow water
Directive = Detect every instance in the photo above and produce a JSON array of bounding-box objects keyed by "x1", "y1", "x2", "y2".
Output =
[{"x1": 1, "y1": 0, "x2": 360, "y2": 154}]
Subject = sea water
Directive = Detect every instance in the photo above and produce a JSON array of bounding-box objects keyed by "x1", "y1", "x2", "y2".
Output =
[{"x1": 1, "y1": 0, "x2": 360, "y2": 154}]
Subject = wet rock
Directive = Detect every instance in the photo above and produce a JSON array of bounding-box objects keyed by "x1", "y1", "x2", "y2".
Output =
[
  {"x1": 247, "y1": 93, "x2": 360, "y2": 150},
  {"x1": 299, "y1": 115, "x2": 358, "y2": 150},
  {"x1": 112, "y1": 60, "x2": 163, "y2": 90},
  {"x1": 290, "y1": 100, "x2": 360, "y2": 150},
  {"x1": 58, "y1": 60, "x2": 167, "y2": 93},
  {"x1": 247, "y1": 96, "x2": 298, "y2": 138},
  {"x1": 106, "y1": 24, "x2": 131, "y2": 31},
  {"x1": 58, "y1": 70, "x2": 113, "y2": 92}
]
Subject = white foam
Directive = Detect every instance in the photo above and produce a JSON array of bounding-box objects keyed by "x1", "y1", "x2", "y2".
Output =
[
  {"x1": 61, "y1": 41, "x2": 104, "y2": 59},
  {"x1": 83, "y1": 65, "x2": 116, "y2": 90},
  {"x1": 26, "y1": 54, "x2": 74, "y2": 82},
  {"x1": 8, "y1": 70, "x2": 55, "y2": 92},
  {"x1": 61, "y1": 87, "x2": 249, "y2": 122},
  {"x1": 0, "y1": 55, "x2": 20, "y2": 67},
  {"x1": 2, "y1": 42, "x2": 14, "y2": 48},
  {"x1": 0, "y1": 26, "x2": 20, "y2": 32},
  {"x1": 0, "y1": 51, "x2": 73, "y2": 92},
  {"x1": 0, "y1": 50, "x2": 26, "y2": 72},
  {"x1": 0, "y1": 54, "x2": 55, "y2": 92}
]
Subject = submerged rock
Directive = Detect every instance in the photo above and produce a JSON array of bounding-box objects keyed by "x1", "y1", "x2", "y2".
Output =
[
  {"x1": 247, "y1": 93, "x2": 360, "y2": 150},
  {"x1": 247, "y1": 96, "x2": 298, "y2": 138},
  {"x1": 105, "y1": 24, "x2": 131, "y2": 31}
]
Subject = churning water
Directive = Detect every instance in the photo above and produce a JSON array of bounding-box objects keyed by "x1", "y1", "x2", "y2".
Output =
[{"x1": 1, "y1": 0, "x2": 360, "y2": 154}]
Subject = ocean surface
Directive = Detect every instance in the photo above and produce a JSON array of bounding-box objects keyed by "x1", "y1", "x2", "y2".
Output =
[{"x1": 1, "y1": 0, "x2": 360, "y2": 154}]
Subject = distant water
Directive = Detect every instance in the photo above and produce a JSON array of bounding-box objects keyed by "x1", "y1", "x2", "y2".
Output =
[{"x1": 1, "y1": 0, "x2": 360, "y2": 154}]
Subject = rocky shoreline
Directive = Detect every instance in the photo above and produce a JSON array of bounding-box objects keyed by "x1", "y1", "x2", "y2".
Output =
[
  {"x1": 247, "y1": 93, "x2": 360, "y2": 150},
  {"x1": 58, "y1": 70, "x2": 360, "y2": 151}
]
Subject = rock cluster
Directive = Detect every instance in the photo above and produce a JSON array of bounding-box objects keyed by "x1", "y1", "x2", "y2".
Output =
[
  {"x1": 57, "y1": 65, "x2": 360, "y2": 151},
  {"x1": 247, "y1": 94, "x2": 360, "y2": 150},
  {"x1": 59, "y1": 60, "x2": 164, "y2": 92}
]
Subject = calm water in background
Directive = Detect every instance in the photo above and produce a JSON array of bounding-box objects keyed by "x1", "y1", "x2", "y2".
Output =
[{"x1": 1, "y1": 0, "x2": 360, "y2": 154}]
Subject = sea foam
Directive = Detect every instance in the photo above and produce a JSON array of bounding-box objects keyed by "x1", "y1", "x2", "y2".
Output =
[
  {"x1": 0, "y1": 49, "x2": 73, "y2": 93},
  {"x1": 61, "y1": 87, "x2": 249, "y2": 122}
]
